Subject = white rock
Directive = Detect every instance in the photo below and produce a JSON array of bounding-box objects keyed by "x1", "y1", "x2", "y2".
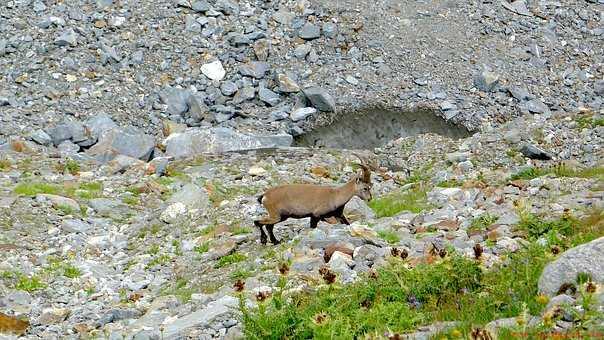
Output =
[
  {"x1": 160, "y1": 202, "x2": 187, "y2": 224},
  {"x1": 290, "y1": 107, "x2": 316, "y2": 122},
  {"x1": 201, "y1": 60, "x2": 226, "y2": 81},
  {"x1": 109, "y1": 16, "x2": 126, "y2": 27},
  {"x1": 248, "y1": 166, "x2": 267, "y2": 176},
  {"x1": 328, "y1": 251, "x2": 354, "y2": 272},
  {"x1": 251, "y1": 286, "x2": 273, "y2": 295}
]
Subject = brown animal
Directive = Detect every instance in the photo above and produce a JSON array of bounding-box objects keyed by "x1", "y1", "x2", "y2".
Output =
[
  {"x1": 254, "y1": 160, "x2": 373, "y2": 245},
  {"x1": 0, "y1": 312, "x2": 29, "y2": 336}
]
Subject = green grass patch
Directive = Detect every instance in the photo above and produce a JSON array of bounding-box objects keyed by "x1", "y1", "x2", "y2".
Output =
[
  {"x1": 239, "y1": 209, "x2": 604, "y2": 339},
  {"x1": 552, "y1": 164, "x2": 604, "y2": 181},
  {"x1": 205, "y1": 180, "x2": 259, "y2": 206},
  {"x1": 44, "y1": 257, "x2": 82, "y2": 279},
  {"x1": 509, "y1": 167, "x2": 548, "y2": 181},
  {"x1": 516, "y1": 208, "x2": 604, "y2": 247},
  {"x1": 231, "y1": 226, "x2": 253, "y2": 235},
  {"x1": 216, "y1": 253, "x2": 247, "y2": 268},
  {"x1": 55, "y1": 203, "x2": 76, "y2": 215},
  {"x1": 368, "y1": 185, "x2": 430, "y2": 217},
  {"x1": 64, "y1": 159, "x2": 80, "y2": 175},
  {"x1": 403, "y1": 164, "x2": 434, "y2": 184},
  {"x1": 122, "y1": 195, "x2": 140, "y2": 206},
  {"x1": 148, "y1": 244, "x2": 160, "y2": 255},
  {"x1": 436, "y1": 179, "x2": 462, "y2": 188},
  {"x1": 510, "y1": 165, "x2": 604, "y2": 181},
  {"x1": 194, "y1": 241, "x2": 211, "y2": 254},
  {"x1": 14, "y1": 182, "x2": 61, "y2": 196},
  {"x1": 62, "y1": 265, "x2": 82, "y2": 278},
  {"x1": 15, "y1": 275, "x2": 47, "y2": 292},
  {"x1": 576, "y1": 115, "x2": 604, "y2": 129},
  {"x1": 161, "y1": 278, "x2": 196, "y2": 303},
  {"x1": 0, "y1": 158, "x2": 11, "y2": 171},
  {"x1": 377, "y1": 230, "x2": 400, "y2": 244},
  {"x1": 146, "y1": 254, "x2": 172, "y2": 269},
  {"x1": 469, "y1": 214, "x2": 499, "y2": 233},
  {"x1": 75, "y1": 181, "x2": 103, "y2": 199},
  {"x1": 230, "y1": 268, "x2": 254, "y2": 281},
  {"x1": 13, "y1": 180, "x2": 103, "y2": 199}
]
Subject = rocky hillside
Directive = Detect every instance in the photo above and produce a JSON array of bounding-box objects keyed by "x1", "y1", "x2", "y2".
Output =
[{"x1": 1, "y1": 0, "x2": 604, "y2": 339}]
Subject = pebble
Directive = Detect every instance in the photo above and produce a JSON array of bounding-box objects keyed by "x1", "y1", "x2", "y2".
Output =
[
  {"x1": 298, "y1": 23, "x2": 321, "y2": 40},
  {"x1": 290, "y1": 107, "x2": 316, "y2": 122},
  {"x1": 201, "y1": 60, "x2": 226, "y2": 81}
]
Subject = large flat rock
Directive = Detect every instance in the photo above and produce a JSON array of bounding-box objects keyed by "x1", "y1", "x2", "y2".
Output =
[
  {"x1": 164, "y1": 127, "x2": 292, "y2": 158},
  {"x1": 538, "y1": 237, "x2": 604, "y2": 296}
]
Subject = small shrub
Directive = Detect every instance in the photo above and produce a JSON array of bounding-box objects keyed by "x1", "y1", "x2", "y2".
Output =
[
  {"x1": 516, "y1": 212, "x2": 574, "y2": 241},
  {"x1": 216, "y1": 253, "x2": 247, "y2": 268},
  {"x1": 377, "y1": 230, "x2": 400, "y2": 244},
  {"x1": 64, "y1": 159, "x2": 80, "y2": 175},
  {"x1": 368, "y1": 185, "x2": 430, "y2": 217}
]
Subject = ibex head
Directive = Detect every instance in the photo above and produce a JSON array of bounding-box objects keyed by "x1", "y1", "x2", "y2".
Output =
[{"x1": 352, "y1": 153, "x2": 373, "y2": 202}]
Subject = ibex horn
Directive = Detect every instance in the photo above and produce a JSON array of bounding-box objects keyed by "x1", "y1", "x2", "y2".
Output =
[{"x1": 351, "y1": 153, "x2": 371, "y2": 183}]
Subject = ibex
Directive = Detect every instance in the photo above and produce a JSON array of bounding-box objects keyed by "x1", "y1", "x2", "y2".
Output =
[{"x1": 254, "y1": 157, "x2": 373, "y2": 245}]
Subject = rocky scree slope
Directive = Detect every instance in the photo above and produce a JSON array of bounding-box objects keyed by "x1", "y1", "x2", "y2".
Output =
[
  {"x1": 1, "y1": 0, "x2": 603, "y2": 141},
  {"x1": 0, "y1": 109, "x2": 603, "y2": 338}
]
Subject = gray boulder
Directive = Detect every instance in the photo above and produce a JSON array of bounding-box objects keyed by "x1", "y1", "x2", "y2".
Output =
[
  {"x1": 46, "y1": 121, "x2": 85, "y2": 146},
  {"x1": 30, "y1": 129, "x2": 52, "y2": 146},
  {"x1": 520, "y1": 143, "x2": 553, "y2": 160},
  {"x1": 344, "y1": 196, "x2": 375, "y2": 222},
  {"x1": 61, "y1": 219, "x2": 92, "y2": 233},
  {"x1": 86, "y1": 127, "x2": 155, "y2": 162},
  {"x1": 298, "y1": 23, "x2": 321, "y2": 40},
  {"x1": 474, "y1": 70, "x2": 500, "y2": 92},
  {"x1": 538, "y1": 237, "x2": 604, "y2": 296},
  {"x1": 161, "y1": 296, "x2": 238, "y2": 339},
  {"x1": 164, "y1": 127, "x2": 292, "y2": 158},
  {"x1": 302, "y1": 86, "x2": 336, "y2": 112},
  {"x1": 82, "y1": 113, "x2": 118, "y2": 146},
  {"x1": 160, "y1": 88, "x2": 210, "y2": 123},
  {"x1": 238, "y1": 61, "x2": 269, "y2": 79},
  {"x1": 258, "y1": 87, "x2": 280, "y2": 106},
  {"x1": 168, "y1": 183, "x2": 209, "y2": 212}
]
